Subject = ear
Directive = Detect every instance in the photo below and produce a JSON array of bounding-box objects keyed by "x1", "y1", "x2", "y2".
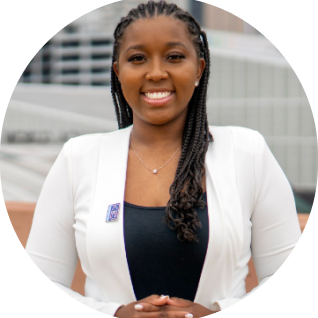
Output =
[
  {"x1": 196, "y1": 58, "x2": 206, "y2": 83},
  {"x1": 113, "y1": 62, "x2": 120, "y2": 81}
]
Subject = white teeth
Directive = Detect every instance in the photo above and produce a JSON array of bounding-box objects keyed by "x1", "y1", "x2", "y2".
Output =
[{"x1": 145, "y1": 91, "x2": 171, "y2": 100}]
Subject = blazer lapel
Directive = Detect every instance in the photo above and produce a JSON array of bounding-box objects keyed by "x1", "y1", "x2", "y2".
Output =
[
  {"x1": 86, "y1": 126, "x2": 136, "y2": 304},
  {"x1": 194, "y1": 127, "x2": 243, "y2": 308}
]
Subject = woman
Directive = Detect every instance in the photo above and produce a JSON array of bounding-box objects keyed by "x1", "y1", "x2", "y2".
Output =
[{"x1": 26, "y1": 1, "x2": 301, "y2": 317}]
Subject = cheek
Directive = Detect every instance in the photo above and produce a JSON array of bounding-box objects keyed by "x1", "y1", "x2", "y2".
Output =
[
  {"x1": 120, "y1": 71, "x2": 139, "y2": 89},
  {"x1": 175, "y1": 64, "x2": 197, "y2": 87},
  {"x1": 117, "y1": 60, "x2": 141, "y2": 88},
  {"x1": 172, "y1": 69, "x2": 197, "y2": 101},
  {"x1": 119, "y1": 71, "x2": 142, "y2": 104}
]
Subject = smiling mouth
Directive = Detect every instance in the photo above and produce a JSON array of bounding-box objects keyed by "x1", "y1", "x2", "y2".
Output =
[
  {"x1": 144, "y1": 91, "x2": 172, "y2": 100},
  {"x1": 142, "y1": 91, "x2": 174, "y2": 106}
]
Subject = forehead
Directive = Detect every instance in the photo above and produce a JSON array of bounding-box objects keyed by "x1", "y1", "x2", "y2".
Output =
[{"x1": 119, "y1": 16, "x2": 193, "y2": 51}]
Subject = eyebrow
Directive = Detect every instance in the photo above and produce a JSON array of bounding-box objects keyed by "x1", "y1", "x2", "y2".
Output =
[{"x1": 125, "y1": 41, "x2": 188, "y2": 53}]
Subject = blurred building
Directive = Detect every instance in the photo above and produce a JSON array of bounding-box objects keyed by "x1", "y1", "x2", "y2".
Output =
[{"x1": 19, "y1": 1, "x2": 259, "y2": 86}]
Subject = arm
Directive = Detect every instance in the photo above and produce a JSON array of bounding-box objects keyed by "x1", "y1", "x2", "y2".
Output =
[
  {"x1": 25, "y1": 140, "x2": 124, "y2": 316},
  {"x1": 212, "y1": 131, "x2": 302, "y2": 311}
]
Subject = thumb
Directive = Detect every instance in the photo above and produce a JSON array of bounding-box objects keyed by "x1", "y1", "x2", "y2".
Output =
[{"x1": 149, "y1": 295, "x2": 170, "y2": 306}]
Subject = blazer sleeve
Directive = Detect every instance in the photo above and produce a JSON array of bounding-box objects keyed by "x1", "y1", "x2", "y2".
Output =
[
  {"x1": 212, "y1": 131, "x2": 302, "y2": 311},
  {"x1": 25, "y1": 139, "x2": 124, "y2": 316}
]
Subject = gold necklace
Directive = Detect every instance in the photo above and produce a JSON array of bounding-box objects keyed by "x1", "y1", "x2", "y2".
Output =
[{"x1": 130, "y1": 140, "x2": 181, "y2": 174}]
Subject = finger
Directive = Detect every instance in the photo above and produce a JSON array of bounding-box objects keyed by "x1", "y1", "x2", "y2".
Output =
[
  {"x1": 132, "y1": 311, "x2": 193, "y2": 318},
  {"x1": 135, "y1": 304, "x2": 193, "y2": 314},
  {"x1": 162, "y1": 305, "x2": 192, "y2": 312},
  {"x1": 134, "y1": 303, "x2": 161, "y2": 312},
  {"x1": 166, "y1": 298, "x2": 192, "y2": 307},
  {"x1": 139, "y1": 294, "x2": 167, "y2": 304},
  {"x1": 135, "y1": 295, "x2": 171, "y2": 311},
  {"x1": 168, "y1": 311, "x2": 194, "y2": 318},
  {"x1": 149, "y1": 295, "x2": 170, "y2": 306}
]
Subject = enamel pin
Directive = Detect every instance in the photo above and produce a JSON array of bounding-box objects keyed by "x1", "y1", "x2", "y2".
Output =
[{"x1": 106, "y1": 203, "x2": 120, "y2": 222}]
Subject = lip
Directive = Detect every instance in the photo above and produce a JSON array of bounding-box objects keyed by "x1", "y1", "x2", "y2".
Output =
[{"x1": 141, "y1": 91, "x2": 174, "y2": 106}]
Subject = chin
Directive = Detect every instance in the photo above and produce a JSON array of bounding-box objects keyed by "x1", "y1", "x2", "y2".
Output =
[
  {"x1": 150, "y1": 113, "x2": 183, "y2": 125},
  {"x1": 145, "y1": 118, "x2": 172, "y2": 126},
  {"x1": 136, "y1": 108, "x2": 188, "y2": 127}
]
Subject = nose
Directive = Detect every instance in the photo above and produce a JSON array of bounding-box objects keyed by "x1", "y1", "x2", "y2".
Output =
[{"x1": 145, "y1": 58, "x2": 168, "y2": 82}]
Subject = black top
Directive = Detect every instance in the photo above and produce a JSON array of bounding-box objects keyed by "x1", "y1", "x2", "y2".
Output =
[{"x1": 124, "y1": 193, "x2": 209, "y2": 301}]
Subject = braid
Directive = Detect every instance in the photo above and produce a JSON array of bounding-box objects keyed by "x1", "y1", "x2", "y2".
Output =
[
  {"x1": 138, "y1": 3, "x2": 147, "y2": 17},
  {"x1": 148, "y1": 0, "x2": 155, "y2": 16},
  {"x1": 111, "y1": 1, "x2": 213, "y2": 242}
]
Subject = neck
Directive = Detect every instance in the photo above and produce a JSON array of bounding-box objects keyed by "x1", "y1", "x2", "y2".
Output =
[{"x1": 130, "y1": 116, "x2": 185, "y2": 151}]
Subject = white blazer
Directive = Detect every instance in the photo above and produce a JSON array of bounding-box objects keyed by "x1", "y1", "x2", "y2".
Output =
[{"x1": 26, "y1": 125, "x2": 301, "y2": 316}]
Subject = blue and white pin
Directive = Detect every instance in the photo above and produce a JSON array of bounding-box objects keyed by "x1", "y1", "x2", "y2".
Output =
[{"x1": 106, "y1": 203, "x2": 120, "y2": 222}]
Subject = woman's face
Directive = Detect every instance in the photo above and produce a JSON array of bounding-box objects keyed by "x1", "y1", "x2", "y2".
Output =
[{"x1": 113, "y1": 16, "x2": 205, "y2": 127}]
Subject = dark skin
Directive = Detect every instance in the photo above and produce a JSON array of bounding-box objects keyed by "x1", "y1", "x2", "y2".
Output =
[{"x1": 113, "y1": 16, "x2": 218, "y2": 317}]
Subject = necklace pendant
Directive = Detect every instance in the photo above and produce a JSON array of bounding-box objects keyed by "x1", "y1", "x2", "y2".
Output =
[{"x1": 153, "y1": 169, "x2": 158, "y2": 174}]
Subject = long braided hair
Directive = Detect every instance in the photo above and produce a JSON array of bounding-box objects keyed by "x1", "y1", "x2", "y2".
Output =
[{"x1": 111, "y1": 0, "x2": 213, "y2": 242}]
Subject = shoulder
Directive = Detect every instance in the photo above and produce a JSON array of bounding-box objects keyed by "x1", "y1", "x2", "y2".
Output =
[
  {"x1": 209, "y1": 125, "x2": 260, "y2": 140},
  {"x1": 62, "y1": 126, "x2": 132, "y2": 158},
  {"x1": 209, "y1": 125, "x2": 265, "y2": 154}
]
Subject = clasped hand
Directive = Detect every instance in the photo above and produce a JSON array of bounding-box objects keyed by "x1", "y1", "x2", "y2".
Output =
[{"x1": 115, "y1": 295, "x2": 218, "y2": 318}]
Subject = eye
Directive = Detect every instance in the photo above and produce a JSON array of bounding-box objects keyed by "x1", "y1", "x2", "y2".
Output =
[
  {"x1": 167, "y1": 53, "x2": 185, "y2": 61},
  {"x1": 128, "y1": 54, "x2": 146, "y2": 63}
]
